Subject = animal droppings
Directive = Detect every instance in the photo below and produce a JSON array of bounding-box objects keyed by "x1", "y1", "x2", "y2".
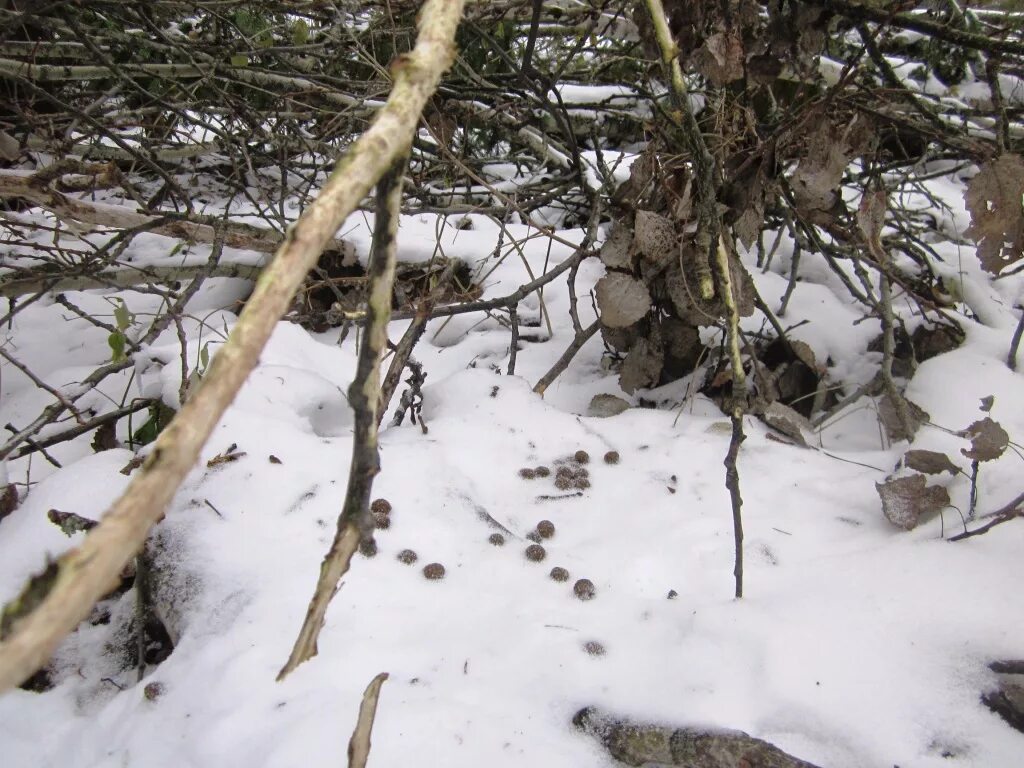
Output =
[
  {"x1": 525, "y1": 544, "x2": 547, "y2": 562},
  {"x1": 519, "y1": 467, "x2": 537, "y2": 480},
  {"x1": 574, "y1": 578, "x2": 596, "y2": 600},
  {"x1": 582, "y1": 640, "x2": 606, "y2": 656},
  {"x1": 397, "y1": 549, "x2": 418, "y2": 564},
  {"x1": 550, "y1": 566, "x2": 570, "y2": 582},
  {"x1": 422, "y1": 562, "x2": 446, "y2": 580},
  {"x1": 370, "y1": 498, "x2": 392, "y2": 516},
  {"x1": 488, "y1": 533, "x2": 506, "y2": 546},
  {"x1": 603, "y1": 451, "x2": 620, "y2": 465},
  {"x1": 536, "y1": 520, "x2": 556, "y2": 539},
  {"x1": 574, "y1": 450, "x2": 590, "y2": 464},
  {"x1": 359, "y1": 538, "x2": 378, "y2": 558}
]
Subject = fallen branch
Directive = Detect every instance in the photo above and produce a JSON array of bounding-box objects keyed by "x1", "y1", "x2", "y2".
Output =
[
  {"x1": 533, "y1": 320, "x2": 599, "y2": 396},
  {"x1": 348, "y1": 672, "x2": 390, "y2": 768},
  {"x1": 0, "y1": 168, "x2": 356, "y2": 263},
  {"x1": 948, "y1": 491, "x2": 1024, "y2": 542},
  {"x1": 0, "y1": 0, "x2": 467, "y2": 693},
  {"x1": 0, "y1": 263, "x2": 263, "y2": 299}
]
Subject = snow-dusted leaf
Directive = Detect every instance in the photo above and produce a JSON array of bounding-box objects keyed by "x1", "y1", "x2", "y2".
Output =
[
  {"x1": 964, "y1": 155, "x2": 1024, "y2": 274},
  {"x1": 789, "y1": 340, "x2": 821, "y2": 373},
  {"x1": 619, "y1": 335, "x2": 662, "y2": 394},
  {"x1": 903, "y1": 450, "x2": 959, "y2": 476},
  {"x1": 876, "y1": 474, "x2": 950, "y2": 531},
  {"x1": 588, "y1": 394, "x2": 631, "y2": 418},
  {"x1": 959, "y1": 417, "x2": 1009, "y2": 462},
  {"x1": 762, "y1": 401, "x2": 811, "y2": 447},
  {"x1": 633, "y1": 210, "x2": 676, "y2": 264},
  {"x1": 599, "y1": 225, "x2": 633, "y2": 270},
  {"x1": 979, "y1": 395, "x2": 994, "y2": 413},
  {"x1": 596, "y1": 273, "x2": 652, "y2": 328}
]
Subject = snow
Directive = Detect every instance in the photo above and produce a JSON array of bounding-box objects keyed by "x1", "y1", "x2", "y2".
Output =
[{"x1": 2, "y1": 179, "x2": 1024, "y2": 768}]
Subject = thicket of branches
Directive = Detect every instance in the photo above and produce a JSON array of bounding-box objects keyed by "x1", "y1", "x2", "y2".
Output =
[{"x1": 2, "y1": 0, "x2": 1023, "y2": 691}]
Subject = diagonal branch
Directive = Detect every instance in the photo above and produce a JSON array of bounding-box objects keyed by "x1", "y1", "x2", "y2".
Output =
[{"x1": 0, "y1": 0, "x2": 467, "y2": 694}]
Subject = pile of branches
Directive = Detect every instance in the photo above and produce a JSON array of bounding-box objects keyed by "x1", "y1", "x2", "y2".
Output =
[{"x1": 1, "y1": 0, "x2": 1024, "y2": 691}]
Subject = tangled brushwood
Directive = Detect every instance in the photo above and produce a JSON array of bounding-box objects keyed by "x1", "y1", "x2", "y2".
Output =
[{"x1": 1, "y1": 0, "x2": 1023, "y2": 703}]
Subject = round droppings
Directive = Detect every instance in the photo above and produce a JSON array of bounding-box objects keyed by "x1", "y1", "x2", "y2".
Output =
[
  {"x1": 422, "y1": 562, "x2": 446, "y2": 580},
  {"x1": 396, "y1": 549, "x2": 418, "y2": 565},
  {"x1": 534, "y1": 466, "x2": 551, "y2": 478},
  {"x1": 518, "y1": 467, "x2": 537, "y2": 480},
  {"x1": 667, "y1": 589, "x2": 678, "y2": 600},
  {"x1": 573, "y1": 578, "x2": 596, "y2": 601},
  {"x1": 359, "y1": 538, "x2": 378, "y2": 558},
  {"x1": 554, "y1": 476, "x2": 573, "y2": 491},
  {"x1": 549, "y1": 566, "x2": 570, "y2": 582},
  {"x1": 143, "y1": 682, "x2": 164, "y2": 701},
  {"x1": 575, "y1": 478, "x2": 591, "y2": 490},
  {"x1": 574, "y1": 450, "x2": 590, "y2": 464},
  {"x1": 536, "y1": 520, "x2": 555, "y2": 539},
  {"x1": 582, "y1": 640, "x2": 606, "y2": 656},
  {"x1": 370, "y1": 498, "x2": 392, "y2": 516},
  {"x1": 372, "y1": 511, "x2": 391, "y2": 530},
  {"x1": 488, "y1": 533, "x2": 505, "y2": 546},
  {"x1": 526, "y1": 530, "x2": 543, "y2": 543},
  {"x1": 525, "y1": 544, "x2": 547, "y2": 562},
  {"x1": 603, "y1": 451, "x2": 620, "y2": 465}
]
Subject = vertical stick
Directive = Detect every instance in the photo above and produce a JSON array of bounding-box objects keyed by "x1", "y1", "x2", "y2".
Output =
[
  {"x1": 279, "y1": 159, "x2": 407, "y2": 681},
  {"x1": 713, "y1": 237, "x2": 746, "y2": 599},
  {"x1": 348, "y1": 672, "x2": 390, "y2": 768}
]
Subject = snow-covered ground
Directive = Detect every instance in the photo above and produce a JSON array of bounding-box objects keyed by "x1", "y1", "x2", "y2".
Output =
[{"x1": 1, "y1": 181, "x2": 1024, "y2": 767}]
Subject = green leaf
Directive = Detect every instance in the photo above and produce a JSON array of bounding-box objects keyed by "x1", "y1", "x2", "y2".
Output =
[
  {"x1": 230, "y1": 53, "x2": 249, "y2": 68},
  {"x1": 291, "y1": 20, "x2": 309, "y2": 46},
  {"x1": 108, "y1": 331, "x2": 127, "y2": 362},
  {"x1": 199, "y1": 343, "x2": 210, "y2": 371},
  {"x1": 113, "y1": 299, "x2": 131, "y2": 331}
]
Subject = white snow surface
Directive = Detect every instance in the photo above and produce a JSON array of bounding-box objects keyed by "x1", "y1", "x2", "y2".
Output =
[{"x1": 1, "y1": 192, "x2": 1024, "y2": 768}]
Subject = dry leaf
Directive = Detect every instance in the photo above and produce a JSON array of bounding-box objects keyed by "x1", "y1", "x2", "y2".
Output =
[
  {"x1": 633, "y1": 210, "x2": 676, "y2": 265},
  {"x1": 91, "y1": 420, "x2": 118, "y2": 453},
  {"x1": 857, "y1": 187, "x2": 887, "y2": 250},
  {"x1": 979, "y1": 395, "x2": 994, "y2": 413},
  {"x1": 878, "y1": 393, "x2": 928, "y2": 442},
  {"x1": 876, "y1": 474, "x2": 950, "y2": 530},
  {"x1": 0, "y1": 483, "x2": 18, "y2": 524},
  {"x1": 959, "y1": 417, "x2": 1009, "y2": 462},
  {"x1": 964, "y1": 155, "x2": 1024, "y2": 274},
  {"x1": 902, "y1": 449, "x2": 959, "y2": 475},
  {"x1": 47, "y1": 508, "x2": 99, "y2": 537},
  {"x1": 762, "y1": 401, "x2": 811, "y2": 447},
  {"x1": 619, "y1": 335, "x2": 663, "y2": 394},
  {"x1": 694, "y1": 31, "x2": 745, "y2": 86},
  {"x1": 596, "y1": 273, "x2": 652, "y2": 328},
  {"x1": 599, "y1": 225, "x2": 633, "y2": 270}
]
